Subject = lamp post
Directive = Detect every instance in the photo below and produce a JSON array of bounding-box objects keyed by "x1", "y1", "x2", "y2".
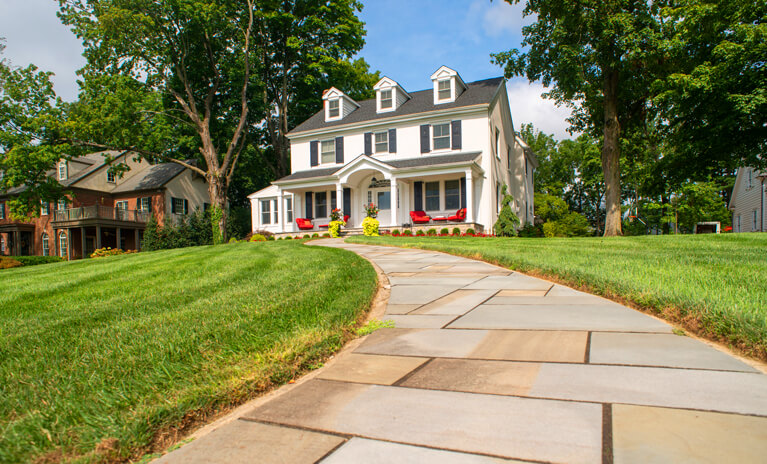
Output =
[{"x1": 757, "y1": 172, "x2": 767, "y2": 232}]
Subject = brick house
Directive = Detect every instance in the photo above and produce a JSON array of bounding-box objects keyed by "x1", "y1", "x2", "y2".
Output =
[{"x1": 0, "y1": 151, "x2": 209, "y2": 259}]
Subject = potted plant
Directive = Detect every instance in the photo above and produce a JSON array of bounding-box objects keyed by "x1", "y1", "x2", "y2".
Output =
[
  {"x1": 362, "y1": 203, "x2": 380, "y2": 236},
  {"x1": 328, "y1": 208, "x2": 346, "y2": 238}
]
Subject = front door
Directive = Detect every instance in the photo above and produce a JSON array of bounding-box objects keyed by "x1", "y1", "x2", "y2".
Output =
[
  {"x1": 367, "y1": 187, "x2": 391, "y2": 225},
  {"x1": 19, "y1": 231, "x2": 32, "y2": 256}
]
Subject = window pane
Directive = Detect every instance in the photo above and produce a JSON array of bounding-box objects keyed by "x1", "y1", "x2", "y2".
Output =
[
  {"x1": 261, "y1": 200, "x2": 271, "y2": 224},
  {"x1": 381, "y1": 89, "x2": 392, "y2": 108},
  {"x1": 377, "y1": 191, "x2": 391, "y2": 210},
  {"x1": 285, "y1": 197, "x2": 293, "y2": 222},
  {"x1": 433, "y1": 123, "x2": 451, "y2": 150},
  {"x1": 438, "y1": 80, "x2": 451, "y2": 100},
  {"x1": 321, "y1": 140, "x2": 335, "y2": 164},
  {"x1": 331, "y1": 191, "x2": 337, "y2": 211},
  {"x1": 425, "y1": 181, "x2": 440, "y2": 211},
  {"x1": 272, "y1": 199, "x2": 279, "y2": 224},
  {"x1": 315, "y1": 192, "x2": 327, "y2": 218},
  {"x1": 328, "y1": 100, "x2": 339, "y2": 117},
  {"x1": 445, "y1": 180, "x2": 460, "y2": 210},
  {"x1": 374, "y1": 131, "x2": 388, "y2": 153}
]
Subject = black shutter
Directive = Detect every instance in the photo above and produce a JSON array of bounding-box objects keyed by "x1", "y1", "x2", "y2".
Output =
[
  {"x1": 310, "y1": 141, "x2": 319, "y2": 167},
  {"x1": 364, "y1": 132, "x2": 373, "y2": 156},
  {"x1": 451, "y1": 120, "x2": 462, "y2": 150},
  {"x1": 420, "y1": 125, "x2": 430, "y2": 153},
  {"x1": 305, "y1": 192, "x2": 313, "y2": 219},
  {"x1": 414, "y1": 182, "x2": 423, "y2": 211},
  {"x1": 343, "y1": 188, "x2": 351, "y2": 216},
  {"x1": 147, "y1": 197, "x2": 153, "y2": 213},
  {"x1": 183, "y1": 199, "x2": 189, "y2": 215},
  {"x1": 388, "y1": 128, "x2": 397, "y2": 153},
  {"x1": 460, "y1": 177, "x2": 467, "y2": 208},
  {"x1": 171, "y1": 198, "x2": 177, "y2": 214},
  {"x1": 335, "y1": 136, "x2": 344, "y2": 164}
]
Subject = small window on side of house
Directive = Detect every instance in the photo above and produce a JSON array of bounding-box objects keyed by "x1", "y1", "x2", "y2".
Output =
[
  {"x1": 58, "y1": 162, "x2": 67, "y2": 180},
  {"x1": 107, "y1": 171, "x2": 116, "y2": 183},
  {"x1": 433, "y1": 123, "x2": 451, "y2": 150},
  {"x1": 261, "y1": 199, "x2": 271, "y2": 225},
  {"x1": 321, "y1": 140, "x2": 336, "y2": 164},
  {"x1": 328, "y1": 99, "x2": 340, "y2": 118},
  {"x1": 285, "y1": 196, "x2": 293, "y2": 223},
  {"x1": 0, "y1": 202, "x2": 5, "y2": 220},
  {"x1": 438, "y1": 79, "x2": 451, "y2": 100},
  {"x1": 41, "y1": 201, "x2": 49, "y2": 216},
  {"x1": 139, "y1": 197, "x2": 152, "y2": 213},
  {"x1": 0, "y1": 236, "x2": 5, "y2": 253},
  {"x1": 374, "y1": 131, "x2": 389, "y2": 153},
  {"x1": 172, "y1": 197, "x2": 187, "y2": 215},
  {"x1": 116, "y1": 201, "x2": 128, "y2": 210},
  {"x1": 42, "y1": 233, "x2": 49, "y2": 256},
  {"x1": 57, "y1": 199, "x2": 67, "y2": 211},
  {"x1": 59, "y1": 232, "x2": 68, "y2": 258},
  {"x1": 315, "y1": 192, "x2": 328, "y2": 218},
  {"x1": 425, "y1": 181, "x2": 440, "y2": 211},
  {"x1": 380, "y1": 89, "x2": 393, "y2": 109}
]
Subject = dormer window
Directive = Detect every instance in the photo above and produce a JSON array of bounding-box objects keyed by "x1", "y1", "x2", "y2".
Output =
[
  {"x1": 58, "y1": 161, "x2": 67, "y2": 180},
  {"x1": 380, "y1": 89, "x2": 393, "y2": 109},
  {"x1": 438, "y1": 80, "x2": 451, "y2": 101},
  {"x1": 107, "y1": 171, "x2": 116, "y2": 183},
  {"x1": 328, "y1": 99, "x2": 340, "y2": 118}
]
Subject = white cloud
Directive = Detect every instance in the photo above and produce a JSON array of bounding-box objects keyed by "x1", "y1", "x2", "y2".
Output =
[
  {"x1": 506, "y1": 79, "x2": 577, "y2": 140},
  {"x1": 482, "y1": 0, "x2": 530, "y2": 37}
]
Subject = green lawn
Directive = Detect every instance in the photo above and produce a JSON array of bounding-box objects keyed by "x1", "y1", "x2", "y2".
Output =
[
  {"x1": 348, "y1": 233, "x2": 767, "y2": 359},
  {"x1": 0, "y1": 241, "x2": 377, "y2": 463}
]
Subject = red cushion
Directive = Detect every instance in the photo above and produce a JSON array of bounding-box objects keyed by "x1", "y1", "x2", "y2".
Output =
[
  {"x1": 447, "y1": 208, "x2": 466, "y2": 221},
  {"x1": 318, "y1": 224, "x2": 329, "y2": 228},
  {"x1": 432, "y1": 217, "x2": 448, "y2": 221},
  {"x1": 296, "y1": 218, "x2": 314, "y2": 230},
  {"x1": 410, "y1": 211, "x2": 431, "y2": 223},
  {"x1": 343, "y1": 215, "x2": 350, "y2": 222}
]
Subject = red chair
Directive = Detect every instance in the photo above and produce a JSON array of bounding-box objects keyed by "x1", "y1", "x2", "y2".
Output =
[
  {"x1": 447, "y1": 208, "x2": 467, "y2": 222},
  {"x1": 409, "y1": 210, "x2": 431, "y2": 224},
  {"x1": 296, "y1": 218, "x2": 314, "y2": 230},
  {"x1": 343, "y1": 215, "x2": 350, "y2": 223}
]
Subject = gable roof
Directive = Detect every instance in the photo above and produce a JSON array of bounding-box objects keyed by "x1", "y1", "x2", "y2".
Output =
[
  {"x1": 289, "y1": 77, "x2": 504, "y2": 135},
  {"x1": 111, "y1": 163, "x2": 185, "y2": 193}
]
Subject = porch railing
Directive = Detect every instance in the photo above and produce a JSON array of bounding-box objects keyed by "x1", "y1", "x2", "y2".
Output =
[{"x1": 53, "y1": 205, "x2": 150, "y2": 223}]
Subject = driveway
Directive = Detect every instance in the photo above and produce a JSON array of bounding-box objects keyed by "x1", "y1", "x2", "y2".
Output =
[{"x1": 155, "y1": 240, "x2": 767, "y2": 463}]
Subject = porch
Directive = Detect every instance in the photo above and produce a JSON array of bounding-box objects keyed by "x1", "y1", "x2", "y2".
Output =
[
  {"x1": 274, "y1": 221, "x2": 484, "y2": 239},
  {"x1": 52, "y1": 205, "x2": 147, "y2": 259}
]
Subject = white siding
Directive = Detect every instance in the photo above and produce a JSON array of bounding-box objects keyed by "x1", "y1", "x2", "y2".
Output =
[
  {"x1": 731, "y1": 167, "x2": 765, "y2": 232},
  {"x1": 164, "y1": 170, "x2": 209, "y2": 218}
]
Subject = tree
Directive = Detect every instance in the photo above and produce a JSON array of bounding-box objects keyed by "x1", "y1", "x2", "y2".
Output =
[
  {"x1": 494, "y1": 185, "x2": 521, "y2": 236},
  {"x1": 673, "y1": 181, "x2": 732, "y2": 232},
  {"x1": 493, "y1": 0, "x2": 662, "y2": 236},
  {"x1": 58, "y1": 0, "x2": 258, "y2": 241}
]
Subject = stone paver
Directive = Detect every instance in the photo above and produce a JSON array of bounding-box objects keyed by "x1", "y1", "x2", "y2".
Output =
[
  {"x1": 612, "y1": 404, "x2": 767, "y2": 464},
  {"x1": 155, "y1": 240, "x2": 767, "y2": 464}
]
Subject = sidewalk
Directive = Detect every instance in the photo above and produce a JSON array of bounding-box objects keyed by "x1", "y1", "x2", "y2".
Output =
[{"x1": 155, "y1": 239, "x2": 767, "y2": 463}]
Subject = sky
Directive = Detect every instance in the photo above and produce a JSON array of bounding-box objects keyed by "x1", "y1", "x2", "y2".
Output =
[{"x1": 0, "y1": 0, "x2": 574, "y2": 140}]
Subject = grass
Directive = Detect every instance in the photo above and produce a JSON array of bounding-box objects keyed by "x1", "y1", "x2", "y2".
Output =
[
  {"x1": 347, "y1": 233, "x2": 767, "y2": 359},
  {"x1": 0, "y1": 240, "x2": 377, "y2": 463}
]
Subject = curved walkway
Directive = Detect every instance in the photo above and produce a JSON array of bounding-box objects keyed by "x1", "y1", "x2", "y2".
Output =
[{"x1": 156, "y1": 239, "x2": 767, "y2": 464}]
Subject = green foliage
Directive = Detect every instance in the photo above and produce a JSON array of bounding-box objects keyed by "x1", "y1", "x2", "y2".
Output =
[
  {"x1": 303, "y1": 234, "x2": 310, "y2": 239},
  {"x1": 210, "y1": 206, "x2": 224, "y2": 245},
  {"x1": 250, "y1": 234, "x2": 266, "y2": 242},
  {"x1": 361, "y1": 217, "x2": 379, "y2": 237},
  {"x1": 311, "y1": 233, "x2": 319, "y2": 238},
  {"x1": 465, "y1": 228, "x2": 476, "y2": 235},
  {"x1": 440, "y1": 228, "x2": 449, "y2": 235},
  {"x1": 416, "y1": 230, "x2": 425, "y2": 236},
  {"x1": 674, "y1": 182, "x2": 732, "y2": 232},
  {"x1": 391, "y1": 229, "x2": 400, "y2": 236},
  {"x1": 452, "y1": 227, "x2": 461, "y2": 235},
  {"x1": 518, "y1": 223, "x2": 544, "y2": 238},
  {"x1": 90, "y1": 247, "x2": 132, "y2": 258},
  {"x1": 10, "y1": 256, "x2": 63, "y2": 266},
  {"x1": 0, "y1": 257, "x2": 23, "y2": 270},
  {"x1": 402, "y1": 230, "x2": 412, "y2": 236},
  {"x1": 427, "y1": 228, "x2": 437, "y2": 236},
  {"x1": 328, "y1": 220, "x2": 345, "y2": 238},
  {"x1": 142, "y1": 210, "x2": 214, "y2": 251},
  {"x1": 321, "y1": 233, "x2": 330, "y2": 238},
  {"x1": 494, "y1": 185, "x2": 521, "y2": 237},
  {"x1": 356, "y1": 319, "x2": 395, "y2": 336},
  {"x1": 534, "y1": 193, "x2": 591, "y2": 237}
]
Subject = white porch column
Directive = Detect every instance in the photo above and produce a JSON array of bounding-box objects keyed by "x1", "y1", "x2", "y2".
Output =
[
  {"x1": 390, "y1": 176, "x2": 398, "y2": 227},
  {"x1": 335, "y1": 183, "x2": 343, "y2": 217},
  {"x1": 277, "y1": 189, "x2": 285, "y2": 233},
  {"x1": 465, "y1": 169, "x2": 474, "y2": 223}
]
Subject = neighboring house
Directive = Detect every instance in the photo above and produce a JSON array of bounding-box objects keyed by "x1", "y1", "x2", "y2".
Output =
[
  {"x1": 0, "y1": 151, "x2": 209, "y2": 258},
  {"x1": 729, "y1": 166, "x2": 766, "y2": 232},
  {"x1": 249, "y1": 66, "x2": 537, "y2": 235}
]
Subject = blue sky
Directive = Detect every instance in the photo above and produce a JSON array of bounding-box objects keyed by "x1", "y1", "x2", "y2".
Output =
[{"x1": 0, "y1": 0, "x2": 573, "y2": 139}]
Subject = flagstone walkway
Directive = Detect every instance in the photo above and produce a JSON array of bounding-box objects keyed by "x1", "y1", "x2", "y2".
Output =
[{"x1": 155, "y1": 239, "x2": 767, "y2": 464}]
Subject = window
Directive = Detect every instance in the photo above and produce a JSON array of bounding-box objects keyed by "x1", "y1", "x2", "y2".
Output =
[
  {"x1": 748, "y1": 169, "x2": 753, "y2": 189},
  {"x1": 328, "y1": 99, "x2": 340, "y2": 118},
  {"x1": 41, "y1": 201, "x2": 49, "y2": 216},
  {"x1": 59, "y1": 232, "x2": 68, "y2": 258},
  {"x1": 497, "y1": 183, "x2": 503, "y2": 213},
  {"x1": 425, "y1": 181, "x2": 440, "y2": 211},
  {"x1": 433, "y1": 123, "x2": 451, "y2": 150},
  {"x1": 272, "y1": 199, "x2": 278, "y2": 224},
  {"x1": 495, "y1": 129, "x2": 500, "y2": 159},
  {"x1": 315, "y1": 192, "x2": 327, "y2": 218},
  {"x1": 57, "y1": 199, "x2": 67, "y2": 211},
  {"x1": 285, "y1": 196, "x2": 293, "y2": 222},
  {"x1": 138, "y1": 197, "x2": 152, "y2": 212},
  {"x1": 171, "y1": 197, "x2": 187, "y2": 215},
  {"x1": 321, "y1": 140, "x2": 335, "y2": 164},
  {"x1": 107, "y1": 171, "x2": 116, "y2": 183},
  {"x1": 737, "y1": 215, "x2": 741, "y2": 232},
  {"x1": 261, "y1": 199, "x2": 272, "y2": 225},
  {"x1": 754, "y1": 210, "x2": 758, "y2": 230},
  {"x1": 0, "y1": 202, "x2": 5, "y2": 219},
  {"x1": 58, "y1": 162, "x2": 67, "y2": 180},
  {"x1": 438, "y1": 79, "x2": 451, "y2": 100},
  {"x1": 377, "y1": 191, "x2": 391, "y2": 210},
  {"x1": 42, "y1": 233, "x2": 49, "y2": 256},
  {"x1": 330, "y1": 191, "x2": 337, "y2": 211},
  {"x1": 115, "y1": 201, "x2": 128, "y2": 210},
  {"x1": 380, "y1": 89, "x2": 393, "y2": 109},
  {"x1": 445, "y1": 180, "x2": 460, "y2": 210},
  {"x1": 374, "y1": 131, "x2": 389, "y2": 153},
  {"x1": 0, "y1": 236, "x2": 4, "y2": 253}
]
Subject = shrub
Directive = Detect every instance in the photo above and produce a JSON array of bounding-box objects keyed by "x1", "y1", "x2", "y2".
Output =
[
  {"x1": 91, "y1": 247, "x2": 135, "y2": 258},
  {"x1": 328, "y1": 220, "x2": 345, "y2": 238},
  {"x1": 452, "y1": 227, "x2": 461, "y2": 235},
  {"x1": 416, "y1": 230, "x2": 426, "y2": 236},
  {"x1": 543, "y1": 212, "x2": 591, "y2": 237},
  {"x1": 0, "y1": 257, "x2": 24, "y2": 269},
  {"x1": 266, "y1": 235, "x2": 275, "y2": 241},
  {"x1": 402, "y1": 230, "x2": 412, "y2": 236},
  {"x1": 518, "y1": 223, "x2": 543, "y2": 237},
  {"x1": 322, "y1": 233, "x2": 330, "y2": 238},
  {"x1": 250, "y1": 234, "x2": 266, "y2": 242},
  {"x1": 427, "y1": 228, "x2": 437, "y2": 236},
  {"x1": 303, "y1": 234, "x2": 310, "y2": 239},
  {"x1": 391, "y1": 229, "x2": 401, "y2": 236},
  {"x1": 362, "y1": 216, "x2": 380, "y2": 236},
  {"x1": 311, "y1": 233, "x2": 319, "y2": 238},
  {"x1": 13, "y1": 256, "x2": 63, "y2": 266},
  {"x1": 494, "y1": 185, "x2": 520, "y2": 237},
  {"x1": 440, "y1": 228, "x2": 449, "y2": 235},
  {"x1": 228, "y1": 237, "x2": 238, "y2": 244},
  {"x1": 284, "y1": 236, "x2": 293, "y2": 240},
  {"x1": 466, "y1": 228, "x2": 476, "y2": 235}
]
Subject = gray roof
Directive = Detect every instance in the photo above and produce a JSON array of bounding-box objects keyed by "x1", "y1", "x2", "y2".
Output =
[
  {"x1": 289, "y1": 77, "x2": 504, "y2": 135},
  {"x1": 274, "y1": 152, "x2": 481, "y2": 183},
  {"x1": 111, "y1": 163, "x2": 185, "y2": 193}
]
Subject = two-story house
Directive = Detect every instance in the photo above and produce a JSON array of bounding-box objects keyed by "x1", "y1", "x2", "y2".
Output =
[
  {"x1": 0, "y1": 151, "x2": 209, "y2": 258},
  {"x1": 248, "y1": 67, "x2": 537, "y2": 236},
  {"x1": 729, "y1": 166, "x2": 766, "y2": 232}
]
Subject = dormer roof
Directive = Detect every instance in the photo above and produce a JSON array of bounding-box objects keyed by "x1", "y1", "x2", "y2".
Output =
[
  {"x1": 322, "y1": 87, "x2": 359, "y2": 122},
  {"x1": 430, "y1": 66, "x2": 467, "y2": 90}
]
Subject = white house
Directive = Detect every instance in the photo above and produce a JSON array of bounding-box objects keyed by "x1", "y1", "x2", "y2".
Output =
[
  {"x1": 729, "y1": 166, "x2": 766, "y2": 232},
  {"x1": 249, "y1": 66, "x2": 537, "y2": 235}
]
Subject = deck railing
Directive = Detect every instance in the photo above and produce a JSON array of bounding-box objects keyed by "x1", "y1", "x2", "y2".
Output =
[{"x1": 53, "y1": 205, "x2": 150, "y2": 223}]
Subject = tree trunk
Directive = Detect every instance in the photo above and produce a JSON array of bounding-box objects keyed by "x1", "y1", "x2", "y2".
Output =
[
  {"x1": 208, "y1": 173, "x2": 228, "y2": 243},
  {"x1": 602, "y1": 67, "x2": 623, "y2": 236}
]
